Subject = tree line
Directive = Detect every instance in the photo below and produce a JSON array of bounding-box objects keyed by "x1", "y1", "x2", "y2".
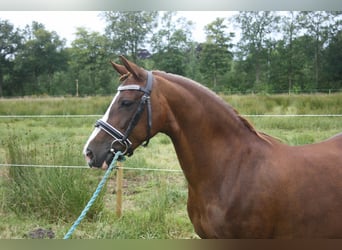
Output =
[{"x1": 0, "y1": 11, "x2": 341, "y2": 97}]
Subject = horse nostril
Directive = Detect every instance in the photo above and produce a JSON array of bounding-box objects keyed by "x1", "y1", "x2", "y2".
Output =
[{"x1": 86, "y1": 149, "x2": 94, "y2": 159}]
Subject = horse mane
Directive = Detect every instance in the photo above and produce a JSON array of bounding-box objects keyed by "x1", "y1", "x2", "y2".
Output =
[
  {"x1": 153, "y1": 70, "x2": 273, "y2": 145},
  {"x1": 235, "y1": 111, "x2": 274, "y2": 144}
]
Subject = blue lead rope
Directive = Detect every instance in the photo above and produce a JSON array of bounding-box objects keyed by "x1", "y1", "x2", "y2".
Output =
[{"x1": 63, "y1": 151, "x2": 124, "y2": 239}]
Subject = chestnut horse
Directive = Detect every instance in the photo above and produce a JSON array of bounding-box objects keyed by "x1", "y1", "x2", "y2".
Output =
[{"x1": 84, "y1": 56, "x2": 342, "y2": 238}]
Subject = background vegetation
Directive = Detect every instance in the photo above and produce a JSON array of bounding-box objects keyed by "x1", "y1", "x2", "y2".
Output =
[
  {"x1": 1, "y1": 94, "x2": 342, "y2": 239},
  {"x1": 0, "y1": 11, "x2": 341, "y2": 96},
  {"x1": 0, "y1": 10, "x2": 341, "y2": 239}
]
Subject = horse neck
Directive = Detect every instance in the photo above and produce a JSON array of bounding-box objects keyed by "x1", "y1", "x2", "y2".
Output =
[{"x1": 156, "y1": 73, "x2": 266, "y2": 185}]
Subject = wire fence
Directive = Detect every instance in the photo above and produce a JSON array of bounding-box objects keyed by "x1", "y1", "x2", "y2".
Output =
[
  {"x1": 0, "y1": 114, "x2": 101, "y2": 118},
  {"x1": 217, "y1": 88, "x2": 342, "y2": 95},
  {"x1": 1, "y1": 114, "x2": 342, "y2": 119},
  {"x1": 1, "y1": 113, "x2": 342, "y2": 171},
  {"x1": 0, "y1": 163, "x2": 87, "y2": 169},
  {"x1": 0, "y1": 163, "x2": 183, "y2": 172},
  {"x1": 244, "y1": 114, "x2": 342, "y2": 117}
]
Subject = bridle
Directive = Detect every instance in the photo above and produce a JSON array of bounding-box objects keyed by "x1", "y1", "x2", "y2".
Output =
[{"x1": 94, "y1": 71, "x2": 153, "y2": 156}]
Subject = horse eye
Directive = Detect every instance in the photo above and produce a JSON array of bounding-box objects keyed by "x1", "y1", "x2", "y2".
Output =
[{"x1": 120, "y1": 100, "x2": 134, "y2": 108}]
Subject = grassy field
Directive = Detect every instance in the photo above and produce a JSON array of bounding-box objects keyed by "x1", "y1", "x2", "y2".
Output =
[{"x1": 1, "y1": 93, "x2": 342, "y2": 239}]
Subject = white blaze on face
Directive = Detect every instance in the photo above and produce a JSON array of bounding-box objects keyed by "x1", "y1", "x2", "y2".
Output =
[{"x1": 83, "y1": 93, "x2": 119, "y2": 155}]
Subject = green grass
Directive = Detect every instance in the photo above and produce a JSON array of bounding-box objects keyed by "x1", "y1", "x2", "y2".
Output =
[
  {"x1": 1, "y1": 128, "x2": 106, "y2": 223},
  {"x1": 249, "y1": 116, "x2": 342, "y2": 145},
  {"x1": 0, "y1": 93, "x2": 342, "y2": 239},
  {"x1": 224, "y1": 93, "x2": 342, "y2": 115},
  {"x1": 0, "y1": 96, "x2": 112, "y2": 115}
]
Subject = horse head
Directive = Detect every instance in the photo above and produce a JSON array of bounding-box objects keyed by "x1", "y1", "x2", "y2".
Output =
[{"x1": 83, "y1": 56, "x2": 165, "y2": 169}]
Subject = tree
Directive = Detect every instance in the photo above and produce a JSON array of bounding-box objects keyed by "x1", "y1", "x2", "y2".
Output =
[
  {"x1": 199, "y1": 18, "x2": 233, "y2": 88},
  {"x1": 14, "y1": 22, "x2": 67, "y2": 95},
  {"x1": 297, "y1": 12, "x2": 333, "y2": 89},
  {"x1": 0, "y1": 19, "x2": 22, "y2": 96},
  {"x1": 103, "y1": 11, "x2": 158, "y2": 61},
  {"x1": 233, "y1": 11, "x2": 280, "y2": 89},
  {"x1": 280, "y1": 11, "x2": 301, "y2": 93},
  {"x1": 150, "y1": 11, "x2": 194, "y2": 75},
  {"x1": 69, "y1": 27, "x2": 114, "y2": 95},
  {"x1": 322, "y1": 30, "x2": 342, "y2": 89}
]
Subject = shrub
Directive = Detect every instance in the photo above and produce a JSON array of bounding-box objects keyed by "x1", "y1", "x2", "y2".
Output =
[{"x1": 2, "y1": 135, "x2": 106, "y2": 222}]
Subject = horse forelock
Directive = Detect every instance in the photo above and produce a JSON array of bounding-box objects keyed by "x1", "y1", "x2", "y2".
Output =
[{"x1": 119, "y1": 72, "x2": 131, "y2": 82}]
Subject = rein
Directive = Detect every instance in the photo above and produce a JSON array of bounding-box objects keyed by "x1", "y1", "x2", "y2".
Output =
[{"x1": 95, "y1": 71, "x2": 153, "y2": 156}]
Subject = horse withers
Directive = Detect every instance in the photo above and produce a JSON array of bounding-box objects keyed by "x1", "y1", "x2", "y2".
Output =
[{"x1": 83, "y1": 56, "x2": 342, "y2": 238}]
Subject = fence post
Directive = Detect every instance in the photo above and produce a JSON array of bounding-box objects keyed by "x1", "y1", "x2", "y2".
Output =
[
  {"x1": 75, "y1": 79, "x2": 79, "y2": 97},
  {"x1": 116, "y1": 161, "x2": 123, "y2": 217}
]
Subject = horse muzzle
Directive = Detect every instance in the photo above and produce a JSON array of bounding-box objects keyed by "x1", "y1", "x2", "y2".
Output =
[
  {"x1": 85, "y1": 141, "x2": 130, "y2": 169},
  {"x1": 84, "y1": 148, "x2": 113, "y2": 169}
]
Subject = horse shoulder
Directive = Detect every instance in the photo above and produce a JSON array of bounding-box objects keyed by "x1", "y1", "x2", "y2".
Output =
[{"x1": 209, "y1": 142, "x2": 287, "y2": 237}]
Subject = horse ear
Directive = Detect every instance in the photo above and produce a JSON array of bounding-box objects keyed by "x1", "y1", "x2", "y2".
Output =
[
  {"x1": 119, "y1": 55, "x2": 146, "y2": 80},
  {"x1": 110, "y1": 61, "x2": 128, "y2": 76}
]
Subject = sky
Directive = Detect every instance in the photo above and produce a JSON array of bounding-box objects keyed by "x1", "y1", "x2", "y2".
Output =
[{"x1": 0, "y1": 11, "x2": 237, "y2": 46}]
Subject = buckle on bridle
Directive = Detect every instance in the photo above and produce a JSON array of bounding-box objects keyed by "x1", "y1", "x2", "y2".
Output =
[{"x1": 110, "y1": 139, "x2": 130, "y2": 155}]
